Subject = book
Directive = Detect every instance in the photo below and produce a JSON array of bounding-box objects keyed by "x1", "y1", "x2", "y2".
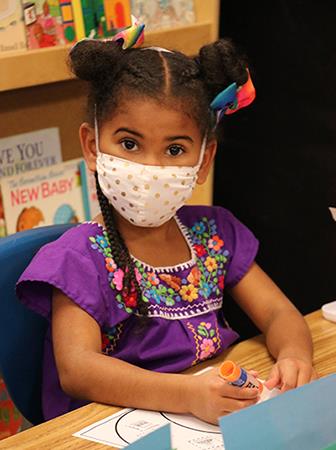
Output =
[
  {"x1": 103, "y1": 0, "x2": 131, "y2": 34},
  {"x1": 0, "y1": 127, "x2": 63, "y2": 237},
  {"x1": 0, "y1": 0, "x2": 27, "y2": 53},
  {"x1": 71, "y1": 0, "x2": 97, "y2": 39},
  {"x1": 1, "y1": 158, "x2": 86, "y2": 234},
  {"x1": 71, "y1": 0, "x2": 84, "y2": 39},
  {"x1": 130, "y1": 0, "x2": 195, "y2": 31},
  {"x1": 79, "y1": 159, "x2": 100, "y2": 220},
  {"x1": 58, "y1": 0, "x2": 76, "y2": 42},
  {"x1": 22, "y1": 0, "x2": 66, "y2": 49},
  {"x1": 0, "y1": 127, "x2": 62, "y2": 179}
]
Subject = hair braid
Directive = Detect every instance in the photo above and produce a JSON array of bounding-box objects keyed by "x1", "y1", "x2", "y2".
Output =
[{"x1": 95, "y1": 172, "x2": 148, "y2": 316}]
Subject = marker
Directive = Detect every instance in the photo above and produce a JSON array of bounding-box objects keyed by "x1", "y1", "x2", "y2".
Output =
[{"x1": 219, "y1": 360, "x2": 263, "y2": 393}]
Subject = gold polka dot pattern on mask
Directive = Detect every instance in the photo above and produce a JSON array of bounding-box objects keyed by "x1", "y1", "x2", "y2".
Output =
[{"x1": 96, "y1": 135, "x2": 206, "y2": 227}]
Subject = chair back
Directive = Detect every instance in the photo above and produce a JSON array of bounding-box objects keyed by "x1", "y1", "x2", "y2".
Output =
[{"x1": 0, "y1": 224, "x2": 75, "y2": 425}]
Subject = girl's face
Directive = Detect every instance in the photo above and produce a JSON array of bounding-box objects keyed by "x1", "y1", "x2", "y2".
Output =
[{"x1": 81, "y1": 97, "x2": 216, "y2": 185}]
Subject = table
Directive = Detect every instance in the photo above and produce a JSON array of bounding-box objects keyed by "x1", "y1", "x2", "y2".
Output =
[{"x1": 1, "y1": 310, "x2": 335, "y2": 449}]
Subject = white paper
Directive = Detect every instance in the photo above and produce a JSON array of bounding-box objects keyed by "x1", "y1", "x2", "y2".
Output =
[
  {"x1": 73, "y1": 408, "x2": 224, "y2": 449},
  {"x1": 73, "y1": 367, "x2": 279, "y2": 449}
]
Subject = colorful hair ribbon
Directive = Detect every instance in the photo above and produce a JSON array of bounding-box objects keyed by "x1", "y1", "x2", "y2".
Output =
[
  {"x1": 70, "y1": 15, "x2": 145, "y2": 52},
  {"x1": 109, "y1": 14, "x2": 145, "y2": 49},
  {"x1": 210, "y1": 69, "x2": 256, "y2": 125}
]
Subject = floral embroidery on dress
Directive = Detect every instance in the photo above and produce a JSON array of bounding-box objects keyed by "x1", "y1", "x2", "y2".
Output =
[
  {"x1": 89, "y1": 231, "x2": 143, "y2": 313},
  {"x1": 101, "y1": 323, "x2": 123, "y2": 355},
  {"x1": 187, "y1": 320, "x2": 222, "y2": 365},
  {"x1": 189, "y1": 217, "x2": 229, "y2": 300},
  {"x1": 88, "y1": 216, "x2": 230, "y2": 316}
]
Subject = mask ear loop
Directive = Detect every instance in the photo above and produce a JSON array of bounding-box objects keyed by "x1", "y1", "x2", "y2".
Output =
[
  {"x1": 194, "y1": 135, "x2": 207, "y2": 170},
  {"x1": 94, "y1": 104, "x2": 101, "y2": 156}
]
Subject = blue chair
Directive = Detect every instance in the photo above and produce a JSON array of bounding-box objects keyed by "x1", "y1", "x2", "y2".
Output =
[{"x1": 0, "y1": 224, "x2": 76, "y2": 425}]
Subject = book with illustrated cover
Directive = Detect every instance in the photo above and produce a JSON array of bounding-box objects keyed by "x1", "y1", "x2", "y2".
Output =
[
  {"x1": 22, "y1": 0, "x2": 66, "y2": 48},
  {"x1": 0, "y1": 127, "x2": 62, "y2": 237},
  {"x1": 1, "y1": 158, "x2": 86, "y2": 235},
  {"x1": 0, "y1": 127, "x2": 62, "y2": 179},
  {"x1": 58, "y1": 0, "x2": 76, "y2": 43},
  {"x1": 130, "y1": 0, "x2": 195, "y2": 31},
  {"x1": 102, "y1": 0, "x2": 131, "y2": 34},
  {"x1": 72, "y1": 0, "x2": 131, "y2": 41},
  {"x1": 79, "y1": 159, "x2": 100, "y2": 220},
  {"x1": 0, "y1": 0, "x2": 27, "y2": 53}
]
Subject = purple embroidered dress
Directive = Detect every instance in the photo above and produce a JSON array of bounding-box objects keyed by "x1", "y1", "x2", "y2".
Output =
[{"x1": 16, "y1": 205, "x2": 258, "y2": 420}]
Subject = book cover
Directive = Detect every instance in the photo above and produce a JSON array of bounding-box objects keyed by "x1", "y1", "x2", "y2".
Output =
[
  {"x1": 103, "y1": 0, "x2": 131, "y2": 34},
  {"x1": 130, "y1": 0, "x2": 195, "y2": 31},
  {"x1": 0, "y1": 0, "x2": 27, "y2": 53},
  {"x1": 2, "y1": 158, "x2": 86, "y2": 234},
  {"x1": 71, "y1": 0, "x2": 84, "y2": 39},
  {"x1": 71, "y1": 0, "x2": 97, "y2": 39},
  {"x1": 58, "y1": 0, "x2": 76, "y2": 42},
  {"x1": 0, "y1": 127, "x2": 62, "y2": 237},
  {"x1": 0, "y1": 127, "x2": 62, "y2": 179},
  {"x1": 0, "y1": 190, "x2": 6, "y2": 238},
  {"x1": 79, "y1": 159, "x2": 100, "y2": 220},
  {"x1": 22, "y1": 0, "x2": 66, "y2": 49}
]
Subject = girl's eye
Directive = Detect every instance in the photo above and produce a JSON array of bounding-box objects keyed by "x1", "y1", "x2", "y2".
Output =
[
  {"x1": 121, "y1": 139, "x2": 138, "y2": 151},
  {"x1": 167, "y1": 145, "x2": 185, "y2": 157}
]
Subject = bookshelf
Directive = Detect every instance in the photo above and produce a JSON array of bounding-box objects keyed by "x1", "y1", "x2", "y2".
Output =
[{"x1": 0, "y1": 0, "x2": 220, "y2": 205}]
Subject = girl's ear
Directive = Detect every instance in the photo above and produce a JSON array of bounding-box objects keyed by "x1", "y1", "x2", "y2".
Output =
[
  {"x1": 79, "y1": 122, "x2": 97, "y2": 172},
  {"x1": 196, "y1": 139, "x2": 217, "y2": 185}
]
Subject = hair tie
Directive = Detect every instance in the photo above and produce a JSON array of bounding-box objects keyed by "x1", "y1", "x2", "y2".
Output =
[{"x1": 210, "y1": 69, "x2": 256, "y2": 126}]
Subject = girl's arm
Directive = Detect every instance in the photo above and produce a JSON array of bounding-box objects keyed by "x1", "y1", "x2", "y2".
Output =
[
  {"x1": 229, "y1": 262, "x2": 318, "y2": 391},
  {"x1": 52, "y1": 289, "x2": 258, "y2": 424}
]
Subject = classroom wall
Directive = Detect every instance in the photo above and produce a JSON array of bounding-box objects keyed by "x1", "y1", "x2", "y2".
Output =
[{"x1": 215, "y1": 1, "x2": 336, "y2": 338}]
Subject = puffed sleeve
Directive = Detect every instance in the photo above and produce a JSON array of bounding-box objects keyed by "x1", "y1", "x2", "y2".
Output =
[
  {"x1": 16, "y1": 243, "x2": 109, "y2": 327},
  {"x1": 215, "y1": 207, "x2": 259, "y2": 289}
]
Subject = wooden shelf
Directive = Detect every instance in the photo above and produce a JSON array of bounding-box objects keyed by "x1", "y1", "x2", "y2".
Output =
[
  {"x1": 0, "y1": 0, "x2": 219, "y2": 205},
  {"x1": 0, "y1": 21, "x2": 212, "y2": 92}
]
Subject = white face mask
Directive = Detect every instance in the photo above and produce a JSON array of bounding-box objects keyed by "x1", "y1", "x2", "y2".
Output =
[{"x1": 95, "y1": 119, "x2": 206, "y2": 227}]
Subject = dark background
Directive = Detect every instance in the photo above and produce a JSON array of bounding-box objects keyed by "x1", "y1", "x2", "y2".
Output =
[{"x1": 215, "y1": 2, "x2": 336, "y2": 339}]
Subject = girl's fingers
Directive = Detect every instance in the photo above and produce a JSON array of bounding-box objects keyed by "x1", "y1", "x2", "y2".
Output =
[
  {"x1": 218, "y1": 381, "x2": 259, "y2": 400},
  {"x1": 297, "y1": 365, "x2": 313, "y2": 387},
  {"x1": 279, "y1": 361, "x2": 299, "y2": 392},
  {"x1": 218, "y1": 396, "x2": 259, "y2": 414},
  {"x1": 264, "y1": 366, "x2": 280, "y2": 390}
]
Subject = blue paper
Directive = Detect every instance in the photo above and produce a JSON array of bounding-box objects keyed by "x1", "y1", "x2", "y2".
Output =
[
  {"x1": 220, "y1": 374, "x2": 336, "y2": 450},
  {"x1": 125, "y1": 424, "x2": 172, "y2": 450}
]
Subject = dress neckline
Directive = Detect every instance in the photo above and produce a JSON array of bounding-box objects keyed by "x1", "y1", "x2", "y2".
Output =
[{"x1": 84, "y1": 214, "x2": 197, "y2": 273}]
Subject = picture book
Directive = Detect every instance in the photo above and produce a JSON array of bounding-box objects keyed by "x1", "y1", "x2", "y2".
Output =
[
  {"x1": 0, "y1": 0, "x2": 27, "y2": 53},
  {"x1": 22, "y1": 0, "x2": 66, "y2": 49},
  {"x1": 0, "y1": 127, "x2": 62, "y2": 237},
  {"x1": 103, "y1": 0, "x2": 131, "y2": 34},
  {"x1": 72, "y1": 0, "x2": 132, "y2": 41},
  {"x1": 0, "y1": 190, "x2": 6, "y2": 237},
  {"x1": 1, "y1": 158, "x2": 86, "y2": 234},
  {"x1": 130, "y1": 0, "x2": 195, "y2": 31},
  {"x1": 58, "y1": 0, "x2": 76, "y2": 43},
  {"x1": 79, "y1": 159, "x2": 100, "y2": 220},
  {"x1": 0, "y1": 127, "x2": 62, "y2": 179}
]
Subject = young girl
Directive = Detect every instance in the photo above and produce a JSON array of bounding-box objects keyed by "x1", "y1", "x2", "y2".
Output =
[{"x1": 17, "y1": 25, "x2": 317, "y2": 425}]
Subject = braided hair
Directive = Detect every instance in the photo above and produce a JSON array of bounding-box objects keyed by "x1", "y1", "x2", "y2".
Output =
[{"x1": 69, "y1": 38, "x2": 249, "y2": 316}]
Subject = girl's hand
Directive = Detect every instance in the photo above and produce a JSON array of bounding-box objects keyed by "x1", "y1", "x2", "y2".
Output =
[
  {"x1": 183, "y1": 368, "x2": 260, "y2": 425},
  {"x1": 264, "y1": 357, "x2": 318, "y2": 392}
]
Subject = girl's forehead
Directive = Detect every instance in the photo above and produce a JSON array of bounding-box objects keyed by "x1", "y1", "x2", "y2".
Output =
[{"x1": 104, "y1": 97, "x2": 201, "y2": 137}]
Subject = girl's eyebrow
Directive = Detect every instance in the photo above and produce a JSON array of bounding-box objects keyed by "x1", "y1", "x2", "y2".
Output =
[
  {"x1": 114, "y1": 128, "x2": 194, "y2": 143},
  {"x1": 166, "y1": 135, "x2": 194, "y2": 143},
  {"x1": 114, "y1": 127, "x2": 144, "y2": 138}
]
